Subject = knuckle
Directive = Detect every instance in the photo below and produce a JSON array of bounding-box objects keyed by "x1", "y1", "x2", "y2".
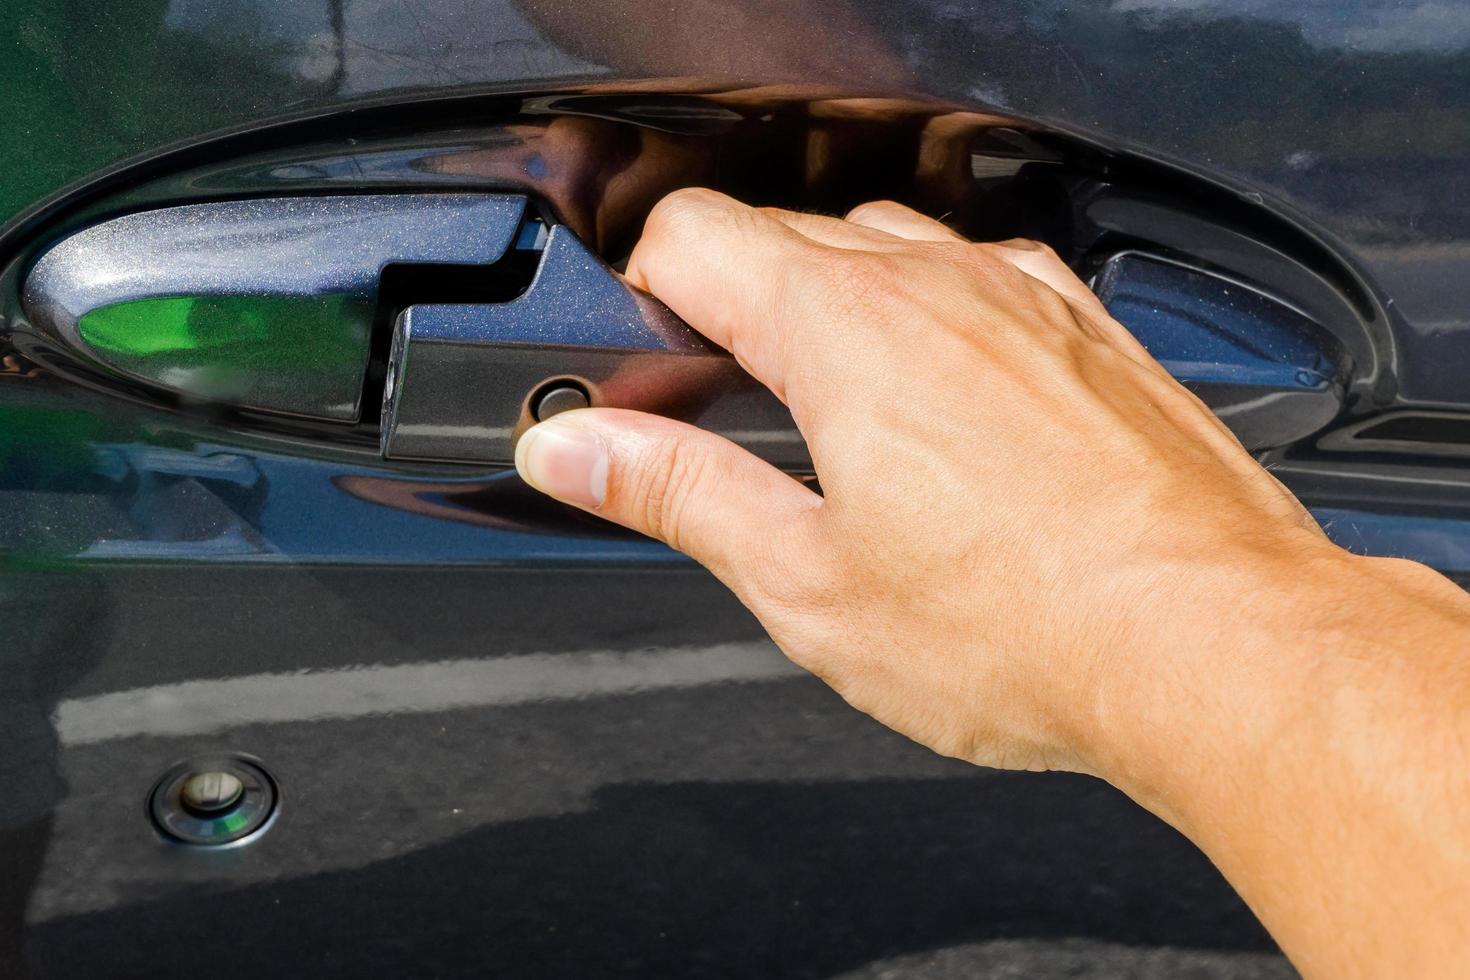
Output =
[
  {"x1": 646, "y1": 187, "x2": 727, "y2": 240},
  {"x1": 626, "y1": 435, "x2": 712, "y2": 550},
  {"x1": 970, "y1": 240, "x2": 1019, "y2": 264},
  {"x1": 997, "y1": 237, "x2": 1065, "y2": 265},
  {"x1": 925, "y1": 240, "x2": 982, "y2": 268},
  {"x1": 994, "y1": 236, "x2": 1044, "y2": 253},
  {"x1": 954, "y1": 242, "x2": 1023, "y2": 288},
  {"x1": 968, "y1": 243, "x2": 1049, "y2": 290},
  {"x1": 845, "y1": 199, "x2": 907, "y2": 222}
]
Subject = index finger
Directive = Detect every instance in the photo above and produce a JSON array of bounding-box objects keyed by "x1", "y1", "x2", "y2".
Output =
[{"x1": 625, "y1": 188, "x2": 824, "y2": 404}]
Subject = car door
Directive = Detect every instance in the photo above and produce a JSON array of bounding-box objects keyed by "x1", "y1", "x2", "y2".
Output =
[{"x1": 3, "y1": 2, "x2": 1467, "y2": 977}]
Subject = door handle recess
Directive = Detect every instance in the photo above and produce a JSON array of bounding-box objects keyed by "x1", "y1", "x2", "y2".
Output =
[{"x1": 23, "y1": 193, "x2": 1344, "y2": 466}]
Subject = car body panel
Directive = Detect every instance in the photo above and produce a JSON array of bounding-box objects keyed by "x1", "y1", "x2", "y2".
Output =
[{"x1": 3, "y1": 2, "x2": 1468, "y2": 976}]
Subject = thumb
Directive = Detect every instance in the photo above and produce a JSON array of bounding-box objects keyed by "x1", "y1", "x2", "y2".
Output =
[{"x1": 514, "y1": 407, "x2": 823, "y2": 583}]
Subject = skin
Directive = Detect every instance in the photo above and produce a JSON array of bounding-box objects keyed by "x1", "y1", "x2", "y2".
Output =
[{"x1": 513, "y1": 188, "x2": 1470, "y2": 977}]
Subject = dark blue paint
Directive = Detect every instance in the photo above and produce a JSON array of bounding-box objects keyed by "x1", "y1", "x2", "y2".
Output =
[
  {"x1": 1097, "y1": 252, "x2": 1339, "y2": 391},
  {"x1": 1314, "y1": 506, "x2": 1470, "y2": 573},
  {"x1": 0, "y1": 397, "x2": 674, "y2": 565}
]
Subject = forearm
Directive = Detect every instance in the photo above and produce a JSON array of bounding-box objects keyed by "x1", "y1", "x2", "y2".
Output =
[{"x1": 1096, "y1": 540, "x2": 1470, "y2": 977}]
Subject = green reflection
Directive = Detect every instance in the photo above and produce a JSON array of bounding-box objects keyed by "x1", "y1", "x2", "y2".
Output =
[{"x1": 77, "y1": 294, "x2": 372, "y2": 418}]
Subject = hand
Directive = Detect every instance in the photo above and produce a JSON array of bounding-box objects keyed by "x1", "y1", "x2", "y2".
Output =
[
  {"x1": 513, "y1": 188, "x2": 1334, "y2": 776},
  {"x1": 515, "y1": 189, "x2": 1470, "y2": 977}
]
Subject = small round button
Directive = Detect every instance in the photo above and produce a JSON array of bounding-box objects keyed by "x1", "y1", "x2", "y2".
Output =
[
  {"x1": 150, "y1": 756, "x2": 278, "y2": 846},
  {"x1": 533, "y1": 383, "x2": 590, "y2": 421},
  {"x1": 180, "y1": 771, "x2": 244, "y2": 815}
]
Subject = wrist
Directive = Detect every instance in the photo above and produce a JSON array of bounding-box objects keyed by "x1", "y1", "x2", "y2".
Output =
[
  {"x1": 1074, "y1": 531, "x2": 1367, "y2": 825},
  {"x1": 1069, "y1": 535, "x2": 1470, "y2": 976}
]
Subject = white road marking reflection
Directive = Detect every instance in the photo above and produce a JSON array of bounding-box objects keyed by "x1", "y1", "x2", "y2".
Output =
[{"x1": 55, "y1": 642, "x2": 801, "y2": 745}]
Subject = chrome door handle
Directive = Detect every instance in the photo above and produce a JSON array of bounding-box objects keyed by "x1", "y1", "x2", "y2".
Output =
[{"x1": 23, "y1": 194, "x2": 529, "y2": 422}]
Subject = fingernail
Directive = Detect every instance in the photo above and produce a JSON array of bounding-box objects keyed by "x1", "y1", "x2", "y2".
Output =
[{"x1": 515, "y1": 421, "x2": 608, "y2": 508}]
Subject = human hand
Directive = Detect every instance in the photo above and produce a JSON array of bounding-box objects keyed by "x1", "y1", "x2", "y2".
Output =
[{"x1": 512, "y1": 188, "x2": 1341, "y2": 778}]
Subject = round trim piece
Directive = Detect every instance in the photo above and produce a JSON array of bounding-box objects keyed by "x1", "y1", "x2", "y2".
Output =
[{"x1": 149, "y1": 756, "x2": 278, "y2": 846}]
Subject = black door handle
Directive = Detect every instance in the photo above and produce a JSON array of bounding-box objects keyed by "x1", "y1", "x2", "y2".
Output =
[{"x1": 379, "y1": 223, "x2": 809, "y2": 469}]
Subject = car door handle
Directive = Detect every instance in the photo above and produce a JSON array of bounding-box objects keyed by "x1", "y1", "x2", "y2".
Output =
[
  {"x1": 23, "y1": 194, "x2": 531, "y2": 422},
  {"x1": 381, "y1": 235, "x2": 1347, "y2": 466},
  {"x1": 379, "y1": 222, "x2": 811, "y2": 470}
]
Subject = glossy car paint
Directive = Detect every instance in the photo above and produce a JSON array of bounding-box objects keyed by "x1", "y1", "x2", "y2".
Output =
[{"x1": 3, "y1": 2, "x2": 1468, "y2": 977}]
